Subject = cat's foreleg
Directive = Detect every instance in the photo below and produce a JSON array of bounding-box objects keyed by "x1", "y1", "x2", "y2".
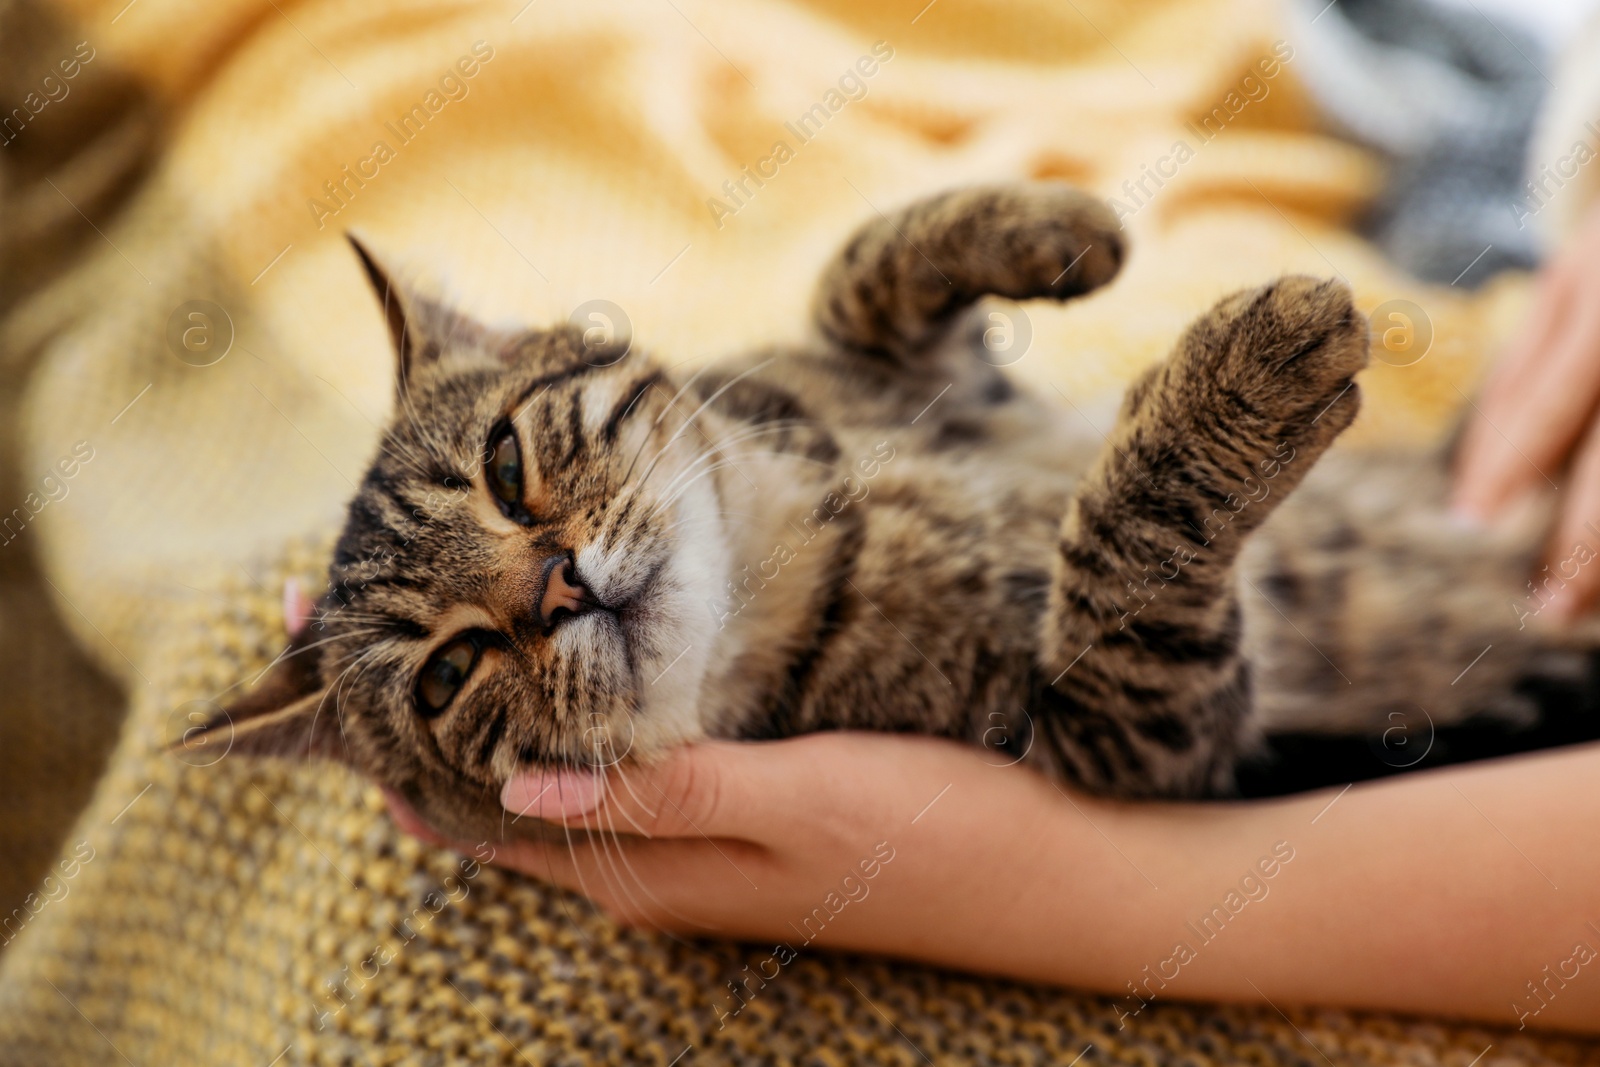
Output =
[
  {"x1": 811, "y1": 183, "x2": 1125, "y2": 363},
  {"x1": 1035, "y1": 276, "x2": 1371, "y2": 797}
]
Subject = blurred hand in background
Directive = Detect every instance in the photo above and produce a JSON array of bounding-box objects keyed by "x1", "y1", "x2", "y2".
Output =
[{"x1": 1453, "y1": 199, "x2": 1600, "y2": 618}]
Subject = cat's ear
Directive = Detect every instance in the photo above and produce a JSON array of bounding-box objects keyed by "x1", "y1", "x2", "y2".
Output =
[
  {"x1": 347, "y1": 233, "x2": 486, "y2": 394},
  {"x1": 170, "y1": 619, "x2": 348, "y2": 763}
]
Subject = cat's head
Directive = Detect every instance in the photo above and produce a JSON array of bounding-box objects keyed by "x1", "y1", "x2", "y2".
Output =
[{"x1": 182, "y1": 240, "x2": 731, "y2": 837}]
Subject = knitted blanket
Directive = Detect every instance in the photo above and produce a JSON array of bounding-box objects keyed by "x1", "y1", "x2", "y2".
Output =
[{"x1": 2, "y1": 0, "x2": 1589, "y2": 1062}]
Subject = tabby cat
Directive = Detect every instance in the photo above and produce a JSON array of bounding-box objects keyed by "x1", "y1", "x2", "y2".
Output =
[{"x1": 183, "y1": 182, "x2": 1599, "y2": 841}]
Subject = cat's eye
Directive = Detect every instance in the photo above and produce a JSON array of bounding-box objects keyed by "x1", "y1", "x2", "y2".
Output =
[
  {"x1": 487, "y1": 427, "x2": 523, "y2": 509},
  {"x1": 417, "y1": 636, "x2": 479, "y2": 717}
]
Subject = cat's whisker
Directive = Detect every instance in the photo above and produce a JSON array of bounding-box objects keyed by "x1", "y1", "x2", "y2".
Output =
[
  {"x1": 647, "y1": 460, "x2": 748, "y2": 520},
  {"x1": 315, "y1": 373, "x2": 446, "y2": 489},
  {"x1": 501, "y1": 715, "x2": 585, "y2": 913},
  {"x1": 651, "y1": 433, "x2": 838, "y2": 519},
  {"x1": 393, "y1": 386, "x2": 454, "y2": 471},
  {"x1": 330, "y1": 645, "x2": 390, "y2": 750},
  {"x1": 640, "y1": 416, "x2": 825, "y2": 512},
  {"x1": 306, "y1": 641, "x2": 386, "y2": 758},
  {"x1": 274, "y1": 627, "x2": 385, "y2": 662},
  {"x1": 654, "y1": 510, "x2": 765, "y2": 537},
  {"x1": 309, "y1": 608, "x2": 402, "y2": 625},
  {"x1": 370, "y1": 424, "x2": 448, "y2": 488},
  {"x1": 392, "y1": 313, "x2": 483, "y2": 477},
  {"x1": 643, "y1": 419, "x2": 814, "y2": 510},
  {"x1": 587, "y1": 761, "x2": 709, "y2": 939},
  {"x1": 638, "y1": 446, "x2": 735, "y2": 517},
  {"x1": 552, "y1": 771, "x2": 620, "y2": 935},
  {"x1": 606, "y1": 758, "x2": 669, "y2": 837},
  {"x1": 605, "y1": 404, "x2": 797, "y2": 545},
  {"x1": 316, "y1": 642, "x2": 389, "y2": 675},
  {"x1": 582, "y1": 771, "x2": 660, "y2": 918},
  {"x1": 617, "y1": 420, "x2": 808, "y2": 539},
  {"x1": 617, "y1": 363, "x2": 714, "y2": 491},
  {"x1": 631, "y1": 357, "x2": 778, "y2": 495}
]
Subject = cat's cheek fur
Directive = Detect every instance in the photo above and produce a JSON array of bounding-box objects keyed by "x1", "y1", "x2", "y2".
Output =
[{"x1": 574, "y1": 477, "x2": 731, "y2": 758}]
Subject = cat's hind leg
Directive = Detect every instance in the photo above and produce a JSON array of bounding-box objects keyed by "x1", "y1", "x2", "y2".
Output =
[
  {"x1": 1035, "y1": 276, "x2": 1370, "y2": 797},
  {"x1": 811, "y1": 183, "x2": 1125, "y2": 363}
]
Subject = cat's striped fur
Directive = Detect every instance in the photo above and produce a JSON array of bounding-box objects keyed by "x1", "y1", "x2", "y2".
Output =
[{"x1": 189, "y1": 183, "x2": 1600, "y2": 841}]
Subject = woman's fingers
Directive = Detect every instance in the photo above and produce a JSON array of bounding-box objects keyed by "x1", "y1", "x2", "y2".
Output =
[
  {"x1": 491, "y1": 829, "x2": 757, "y2": 931},
  {"x1": 1476, "y1": 257, "x2": 1574, "y2": 418},
  {"x1": 388, "y1": 733, "x2": 1000, "y2": 938},
  {"x1": 1455, "y1": 201, "x2": 1600, "y2": 523},
  {"x1": 382, "y1": 786, "x2": 757, "y2": 930},
  {"x1": 500, "y1": 739, "x2": 821, "y2": 842},
  {"x1": 1541, "y1": 412, "x2": 1600, "y2": 620},
  {"x1": 1452, "y1": 265, "x2": 1584, "y2": 519}
]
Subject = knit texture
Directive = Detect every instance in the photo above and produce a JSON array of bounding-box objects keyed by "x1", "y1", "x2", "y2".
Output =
[{"x1": 1, "y1": 0, "x2": 1590, "y2": 1062}]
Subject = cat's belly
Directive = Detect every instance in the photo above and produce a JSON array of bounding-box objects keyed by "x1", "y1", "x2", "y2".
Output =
[{"x1": 1241, "y1": 447, "x2": 1587, "y2": 735}]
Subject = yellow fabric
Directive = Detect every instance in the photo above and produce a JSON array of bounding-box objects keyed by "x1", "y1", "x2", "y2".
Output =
[{"x1": 1, "y1": 0, "x2": 1577, "y2": 1062}]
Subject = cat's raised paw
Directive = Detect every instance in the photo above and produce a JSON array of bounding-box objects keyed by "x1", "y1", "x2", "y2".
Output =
[
  {"x1": 1187, "y1": 274, "x2": 1370, "y2": 435},
  {"x1": 964, "y1": 183, "x2": 1126, "y2": 303}
]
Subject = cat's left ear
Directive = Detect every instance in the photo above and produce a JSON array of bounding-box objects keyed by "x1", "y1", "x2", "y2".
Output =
[
  {"x1": 170, "y1": 615, "x2": 348, "y2": 764},
  {"x1": 347, "y1": 233, "x2": 489, "y2": 395}
]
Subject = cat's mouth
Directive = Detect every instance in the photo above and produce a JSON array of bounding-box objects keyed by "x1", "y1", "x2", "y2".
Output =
[{"x1": 611, "y1": 557, "x2": 668, "y2": 623}]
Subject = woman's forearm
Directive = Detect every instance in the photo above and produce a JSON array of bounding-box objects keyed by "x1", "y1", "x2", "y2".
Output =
[{"x1": 1008, "y1": 742, "x2": 1600, "y2": 1032}]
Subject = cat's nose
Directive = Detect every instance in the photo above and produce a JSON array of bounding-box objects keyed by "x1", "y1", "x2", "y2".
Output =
[{"x1": 539, "y1": 554, "x2": 593, "y2": 630}]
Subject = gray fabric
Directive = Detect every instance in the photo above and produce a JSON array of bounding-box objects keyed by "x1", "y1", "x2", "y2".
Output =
[{"x1": 1288, "y1": 0, "x2": 1550, "y2": 285}]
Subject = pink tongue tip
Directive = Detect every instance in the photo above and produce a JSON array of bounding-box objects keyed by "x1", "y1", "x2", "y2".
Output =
[
  {"x1": 283, "y1": 578, "x2": 313, "y2": 638},
  {"x1": 502, "y1": 770, "x2": 604, "y2": 818}
]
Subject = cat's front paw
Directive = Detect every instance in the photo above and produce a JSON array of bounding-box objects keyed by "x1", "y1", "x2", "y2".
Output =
[
  {"x1": 1189, "y1": 274, "x2": 1370, "y2": 440},
  {"x1": 967, "y1": 183, "x2": 1126, "y2": 302}
]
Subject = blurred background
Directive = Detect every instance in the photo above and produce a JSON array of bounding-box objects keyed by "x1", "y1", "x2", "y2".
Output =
[
  {"x1": 0, "y1": 0, "x2": 150, "y2": 929},
  {"x1": 3, "y1": 0, "x2": 1600, "y2": 1059}
]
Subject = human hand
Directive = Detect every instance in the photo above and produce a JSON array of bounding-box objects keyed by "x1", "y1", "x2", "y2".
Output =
[
  {"x1": 383, "y1": 731, "x2": 1117, "y2": 977},
  {"x1": 1452, "y1": 200, "x2": 1600, "y2": 619}
]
